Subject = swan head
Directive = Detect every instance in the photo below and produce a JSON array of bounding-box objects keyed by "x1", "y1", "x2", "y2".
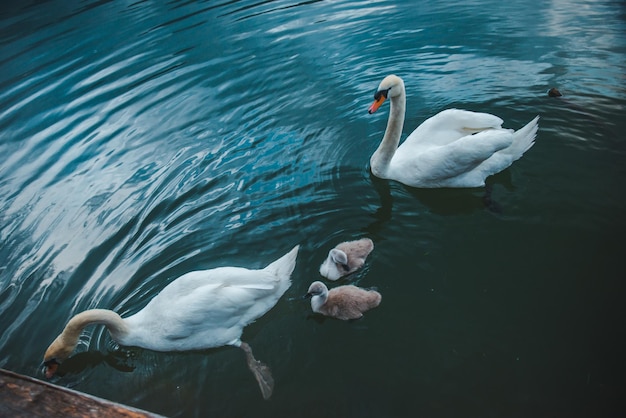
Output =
[
  {"x1": 41, "y1": 309, "x2": 127, "y2": 378},
  {"x1": 368, "y1": 74, "x2": 405, "y2": 114},
  {"x1": 43, "y1": 334, "x2": 77, "y2": 378}
]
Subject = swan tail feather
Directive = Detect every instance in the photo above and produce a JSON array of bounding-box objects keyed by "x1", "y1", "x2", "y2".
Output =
[
  {"x1": 263, "y1": 245, "x2": 299, "y2": 278},
  {"x1": 507, "y1": 116, "x2": 539, "y2": 159}
]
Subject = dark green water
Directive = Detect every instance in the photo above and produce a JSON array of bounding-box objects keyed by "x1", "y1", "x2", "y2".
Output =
[{"x1": 1, "y1": 0, "x2": 625, "y2": 416}]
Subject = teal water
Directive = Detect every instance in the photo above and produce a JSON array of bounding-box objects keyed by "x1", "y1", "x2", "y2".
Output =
[{"x1": 1, "y1": 0, "x2": 625, "y2": 416}]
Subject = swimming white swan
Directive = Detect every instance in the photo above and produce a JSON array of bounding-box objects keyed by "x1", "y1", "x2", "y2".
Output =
[
  {"x1": 319, "y1": 238, "x2": 374, "y2": 281},
  {"x1": 43, "y1": 245, "x2": 299, "y2": 400},
  {"x1": 368, "y1": 75, "x2": 539, "y2": 188},
  {"x1": 305, "y1": 281, "x2": 381, "y2": 320}
]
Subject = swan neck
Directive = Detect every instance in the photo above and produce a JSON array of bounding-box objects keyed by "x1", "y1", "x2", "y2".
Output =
[
  {"x1": 62, "y1": 309, "x2": 129, "y2": 343},
  {"x1": 45, "y1": 309, "x2": 130, "y2": 364},
  {"x1": 371, "y1": 92, "x2": 406, "y2": 177}
]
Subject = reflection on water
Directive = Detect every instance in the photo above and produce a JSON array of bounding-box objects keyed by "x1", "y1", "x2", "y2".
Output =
[{"x1": 1, "y1": 0, "x2": 626, "y2": 416}]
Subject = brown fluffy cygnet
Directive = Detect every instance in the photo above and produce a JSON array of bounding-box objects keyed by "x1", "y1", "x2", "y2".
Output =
[
  {"x1": 305, "y1": 281, "x2": 381, "y2": 320},
  {"x1": 319, "y1": 238, "x2": 374, "y2": 281}
]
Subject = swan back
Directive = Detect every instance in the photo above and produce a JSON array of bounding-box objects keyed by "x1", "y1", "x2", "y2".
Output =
[
  {"x1": 403, "y1": 108, "x2": 504, "y2": 149},
  {"x1": 122, "y1": 245, "x2": 300, "y2": 351},
  {"x1": 319, "y1": 238, "x2": 374, "y2": 280}
]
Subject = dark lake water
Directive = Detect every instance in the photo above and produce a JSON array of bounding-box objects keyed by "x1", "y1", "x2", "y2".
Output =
[{"x1": 1, "y1": 0, "x2": 625, "y2": 416}]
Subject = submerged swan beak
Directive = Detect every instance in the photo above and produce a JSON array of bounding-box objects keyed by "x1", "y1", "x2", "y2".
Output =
[{"x1": 43, "y1": 358, "x2": 60, "y2": 379}]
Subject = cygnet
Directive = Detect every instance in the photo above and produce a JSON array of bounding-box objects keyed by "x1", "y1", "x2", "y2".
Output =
[
  {"x1": 319, "y1": 238, "x2": 374, "y2": 281},
  {"x1": 305, "y1": 281, "x2": 381, "y2": 320}
]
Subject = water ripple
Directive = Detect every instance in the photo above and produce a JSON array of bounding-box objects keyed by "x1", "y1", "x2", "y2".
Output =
[{"x1": 1, "y1": 0, "x2": 625, "y2": 415}]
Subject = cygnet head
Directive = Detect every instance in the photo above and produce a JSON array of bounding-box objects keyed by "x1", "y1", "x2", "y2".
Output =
[
  {"x1": 319, "y1": 248, "x2": 349, "y2": 281},
  {"x1": 319, "y1": 238, "x2": 374, "y2": 281},
  {"x1": 305, "y1": 281, "x2": 330, "y2": 315},
  {"x1": 306, "y1": 281, "x2": 329, "y2": 299},
  {"x1": 368, "y1": 74, "x2": 405, "y2": 114}
]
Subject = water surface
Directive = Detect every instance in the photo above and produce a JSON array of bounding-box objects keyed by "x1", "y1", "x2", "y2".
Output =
[{"x1": 1, "y1": 0, "x2": 625, "y2": 417}]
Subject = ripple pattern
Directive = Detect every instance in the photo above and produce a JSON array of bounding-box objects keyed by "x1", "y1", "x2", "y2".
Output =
[{"x1": 1, "y1": 0, "x2": 626, "y2": 416}]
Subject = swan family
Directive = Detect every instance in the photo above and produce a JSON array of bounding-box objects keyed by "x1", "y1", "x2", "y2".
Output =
[{"x1": 42, "y1": 74, "x2": 539, "y2": 400}]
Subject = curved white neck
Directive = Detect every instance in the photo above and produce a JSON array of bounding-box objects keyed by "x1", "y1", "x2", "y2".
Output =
[
  {"x1": 370, "y1": 91, "x2": 406, "y2": 178},
  {"x1": 45, "y1": 309, "x2": 131, "y2": 364},
  {"x1": 62, "y1": 309, "x2": 129, "y2": 344}
]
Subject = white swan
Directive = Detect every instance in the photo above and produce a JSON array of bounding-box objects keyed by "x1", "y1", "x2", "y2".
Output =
[
  {"x1": 319, "y1": 238, "x2": 374, "y2": 281},
  {"x1": 43, "y1": 245, "x2": 299, "y2": 400},
  {"x1": 368, "y1": 75, "x2": 539, "y2": 188},
  {"x1": 305, "y1": 281, "x2": 381, "y2": 320}
]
